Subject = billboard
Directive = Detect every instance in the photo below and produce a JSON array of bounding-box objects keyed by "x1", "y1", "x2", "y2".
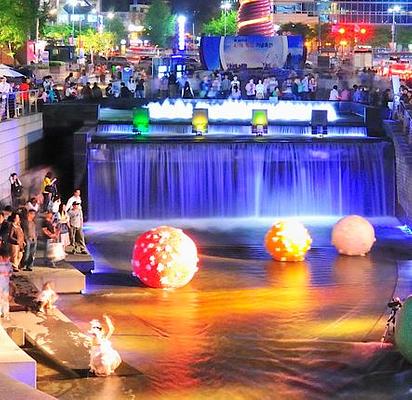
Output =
[{"x1": 200, "y1": 35, "x2": 304, "y2": 71}]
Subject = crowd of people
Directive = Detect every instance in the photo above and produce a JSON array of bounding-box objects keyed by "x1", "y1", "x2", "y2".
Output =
[
  {"x1": 0, "y1": 173, "x2": 123, "y2": 377},
  {"x1": 328, "y1": 83, "x2": 392, "y2": 108},
  {"x1": 0, "y1": 172, "x2": 88, "y2": 276},
  {"x1": 157, "y1": 70, "x2": 319, "y2": 101}
]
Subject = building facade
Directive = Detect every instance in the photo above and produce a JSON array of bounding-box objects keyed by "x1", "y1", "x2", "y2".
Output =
[{"x1": 271, "y1": 0, "x2": 412, "y2": 25}]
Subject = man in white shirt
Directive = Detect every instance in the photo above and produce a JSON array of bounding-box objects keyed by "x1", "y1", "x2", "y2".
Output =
[
  {"x1": 66, "y1": 189, "x2": 82, "y2": 211},
  {"x1": 26, "y1": 197, "x2": 39, "y2": 213},
  {"x1": 329, "y1": 85, "x2": 340, "y2": 101},
  {"x1": 0, "y1": 77, "x2": 11, "y2": 95}
]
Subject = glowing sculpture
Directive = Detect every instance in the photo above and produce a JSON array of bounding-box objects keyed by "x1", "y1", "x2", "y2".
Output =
[
  {"x1": 132, "y1": 226, "x2": 199, "y2": 288},
  {"x1": 264, "y1": 220, "x2": 312, "y2": 262},
  {"x1": 331, "y1": 215, "x2": 376, "y2": 256},
  {"x1": 238, "y1": 0, "x2": 274, "y2": 36}
]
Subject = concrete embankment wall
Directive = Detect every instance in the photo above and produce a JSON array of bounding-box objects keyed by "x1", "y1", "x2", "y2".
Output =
[{"x1": 0, "y1": 114, "x2": 43, "y2": 205}]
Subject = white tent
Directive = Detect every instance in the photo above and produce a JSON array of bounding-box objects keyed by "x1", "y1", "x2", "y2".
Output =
[{"x1": 0, "y1": 64, "x2": 25, "y2": 78}]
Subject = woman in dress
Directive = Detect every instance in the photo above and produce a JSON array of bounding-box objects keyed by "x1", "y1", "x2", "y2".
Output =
[
  {"x1": 89, "y1": 315, "x2": 122, "y2": 376},
  {"x1": 57, "y1": 203, "x2": 70, "y2": 251}
]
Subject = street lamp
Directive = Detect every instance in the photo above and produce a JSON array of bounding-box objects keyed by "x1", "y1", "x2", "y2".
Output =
[
  {"x1": 107, "y1": 11, "x2": 115, "y2": 20},
  {"x1": 220, "y1": 1, "x2": 232, "y2": 36},
  {"x1": 177, "y1": 15, "x2": 186, "y2": 51},
  {"x1": 67, "y1": 0, "x2": 79, "y2": 38},
  {"x1": 388, "y1": 5, "x2": 402, "y2": 51}
]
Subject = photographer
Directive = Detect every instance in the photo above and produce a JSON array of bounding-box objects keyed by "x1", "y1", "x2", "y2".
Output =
[
  {"x1": 381, "y1": 297, "x2": 403, "y2": 344},
  {"x1": 9, "y1": 173, "x2": 23, "y2": 210}
]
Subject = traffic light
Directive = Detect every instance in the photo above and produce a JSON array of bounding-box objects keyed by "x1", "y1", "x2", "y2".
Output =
[
  {"x1": 360, "y1": 28, "x2": 367, "y2": 35},
  {"x1": 338, "y1": 27, "x2": 346, "y2": 34}
]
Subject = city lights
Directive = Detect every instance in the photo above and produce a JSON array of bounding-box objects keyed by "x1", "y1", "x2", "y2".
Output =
[{"x1": 177, "y1": 15, "x2": 186, "y2": 51}]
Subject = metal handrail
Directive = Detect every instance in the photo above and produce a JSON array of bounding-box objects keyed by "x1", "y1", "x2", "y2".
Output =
[{"x1": 0, "y1": 90, "x2": 40, "y2": 121}]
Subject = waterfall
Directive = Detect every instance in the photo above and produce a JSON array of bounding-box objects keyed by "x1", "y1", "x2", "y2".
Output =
[
  {"x1": 96, "y1": 123, "x2": 367, "y2": 137},
  {"x1": 88, "y1": 140, "x2": 394, "y2": 221}
]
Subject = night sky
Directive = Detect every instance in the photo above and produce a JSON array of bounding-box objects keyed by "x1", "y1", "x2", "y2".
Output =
[{"x1": 102, "y1": 0, "x2": 221, "y2": 22}]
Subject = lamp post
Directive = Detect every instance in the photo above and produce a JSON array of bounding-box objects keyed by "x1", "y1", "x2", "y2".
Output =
[
  {"x1": 177, "y1": 15, "x2": 186, "y2": 52},
  {"x1": 67, "y1": 0, "x2": 79, "y2": 38},
  {"x1": 220, "y1": 1, "x2": 232, "y2": 36},
  {"x1": 388, "y1": 5, "x2": 402, "y2": 51}
]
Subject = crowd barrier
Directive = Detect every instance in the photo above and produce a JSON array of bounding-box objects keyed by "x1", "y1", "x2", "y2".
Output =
[{"x1": 0, "y1": 90, "x2": 39, "y2": 121}]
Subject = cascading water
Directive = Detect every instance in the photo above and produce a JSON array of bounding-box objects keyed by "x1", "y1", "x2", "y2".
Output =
[
  {"x1": 96, "y1": 123, "x2": 367, "y2": 137},
  {"x1": 88, "y1": 140, "x2": 394, "y2": 221}
]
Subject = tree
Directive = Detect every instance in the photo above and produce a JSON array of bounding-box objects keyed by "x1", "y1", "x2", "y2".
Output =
[
  {"x1": 0, "y1": 0, "x2": 39, "y2": 57},
  {"x1": 105, "y1": 16, "x2": 127, "y2": 46},
  {"x1": 368, "y1": 26, "x2": 391, "y2": 48},
  {"x1": 81, "y1": 29, "x2": 114, "y2": 55},
  {"x1": 397, "y1": 26, "x2": 412, "y2": 48},
  {"x1": 144, "y1": 0, "x2": 175, "y2": 48},
  {"x1": 42, "y1": 24, "x2": 73, "y2": 44},
  {"x1": 202, "y1": 11, "x2": 237, "y2": 36},
  {"x1": 279, "y1": 23, "x2": 316, "y2": 40}
]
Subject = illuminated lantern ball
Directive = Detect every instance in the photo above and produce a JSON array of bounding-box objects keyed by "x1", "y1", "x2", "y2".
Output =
[
  {"x1": 264, "y1": 220, "x2": 312, "y2": 262},
  {"x1": 132, "y1": 226, "x2": 199, "y2": 289},
  {"x1": 331, "y1": 215, "x2": 376, "y2": 256}
]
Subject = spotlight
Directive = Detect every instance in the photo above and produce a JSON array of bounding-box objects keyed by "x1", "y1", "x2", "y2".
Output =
[
  {"x1": 132, "y1": 108, "x2": 150, "y2": 134},
  {"x1": 192, "y1": 108, "x2": 208, "y2": 135},
  {"x1": 252, "y1": 109, "x2": 268, "y2": 135},
  {"x1": 311, "y1": 110, "x2": 328, "y2": 136}
]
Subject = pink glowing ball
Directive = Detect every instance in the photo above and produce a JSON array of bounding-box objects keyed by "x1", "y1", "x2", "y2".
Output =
[
  {"x1": 331, "y1": 215, "x2": 376, "y2": 256},
  {"x1": 132, "y1": 226, "x2": 199, "y2": 289}
]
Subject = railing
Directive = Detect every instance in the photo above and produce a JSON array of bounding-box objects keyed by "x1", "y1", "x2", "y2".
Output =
[
  {"x1": 397, "y1": 101, "x2": 412, "y2": 142},
  {"x1": 0, "y1": 90, "x2": 39, "y2": 122}
]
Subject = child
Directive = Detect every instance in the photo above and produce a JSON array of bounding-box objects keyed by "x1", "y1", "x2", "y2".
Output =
[
  {"x1": 88, "y1": 315, "x2": 122, "y2": 376},
  {"x1": 37, "y1": 281, "x2": 58, "y2": 314}
]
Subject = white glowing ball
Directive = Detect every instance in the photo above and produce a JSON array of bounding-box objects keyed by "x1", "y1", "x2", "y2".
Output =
[{"x1": 331, "y1": 215, "x2": 376, "y2": 256}]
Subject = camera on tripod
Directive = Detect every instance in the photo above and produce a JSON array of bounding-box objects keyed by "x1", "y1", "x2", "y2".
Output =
[{"x1": 387, "y1": 297, "x2": 402, "y2": 310}]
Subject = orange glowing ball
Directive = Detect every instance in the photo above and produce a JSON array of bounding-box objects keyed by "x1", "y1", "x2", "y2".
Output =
[
  {"x1": 132, "y1": 226, "x2": 199, "y2": 289},
  {"x1": 264, "y1": 220, "x2": 312, "y2": 262}
]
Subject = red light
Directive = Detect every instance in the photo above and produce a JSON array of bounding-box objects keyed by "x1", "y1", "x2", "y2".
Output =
[
  {"x1": 338, "y1": 27, "x2": 346, "y2": 34},
  {"x1": 360, "y1": 28, "x2": 367, "y2": 34}
]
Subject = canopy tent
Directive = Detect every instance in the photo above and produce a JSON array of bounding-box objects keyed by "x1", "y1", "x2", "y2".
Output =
[{"x1": 0, "y1": 64, "x2": 25, "y2": 78}]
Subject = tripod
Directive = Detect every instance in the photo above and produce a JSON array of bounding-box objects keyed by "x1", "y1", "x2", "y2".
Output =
[{"x1": 381, "y1": 306, "x2": 400, "y2": 346}]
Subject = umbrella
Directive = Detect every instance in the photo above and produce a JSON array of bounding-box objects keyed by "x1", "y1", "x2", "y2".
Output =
[{"x1": 0, "y1": 64, "x2": 25, "y2": 78}]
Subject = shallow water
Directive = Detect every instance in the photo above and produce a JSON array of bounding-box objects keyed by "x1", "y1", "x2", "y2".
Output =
[{"x1": 43, "y1": 218, "x2": 412, "y2": 399}]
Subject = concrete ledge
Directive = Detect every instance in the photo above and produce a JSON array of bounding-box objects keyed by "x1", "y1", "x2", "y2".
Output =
[
  {"x1": 0, "y1": 372, "x2": 56, "y2": 400},
  {"x1": 20, "y1": 265, "x2": 85, "y2": 294},
  {"x1": 7, "y1": 310, "x2": 90, "y2": 372},
  {"x1": 0, "y1": 325, "x2": 37, "y2": 388}
]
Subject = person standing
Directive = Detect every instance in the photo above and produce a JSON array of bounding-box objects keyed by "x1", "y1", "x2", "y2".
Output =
[
  {"x1": 182, "y1": 81, "x2": 194, "y2": 99},
  {"x1": 308, "y1": 75, "x2": 317, "y2": 100},
  {"x1": 221, "y1": 74, "x2": 231, "y2": 99},
  {"x1": 8, "y1": 212, "x2": 25, "y2": 272},
  {"x1": 57, "y1": 203, "x2": 70, "y2": 251},
  {"x1": 22, "y1": 210, "x2": 37, "y2": 271},
  {"x1": 68, "y1": 202, "x2": 87, "y2": 254},
  {"x1": 42, "y1": 211, "x2": 59, "y2": 267},
  {"x1": 66, "y1": 189, "x2": 82, "y2": 211},
  {"x1": 329, "y1": 85, "x2": 340, "y2": 101},
  {"x1": 135, "y1": 77, "x2": 145, "y2": 99},
  {"x1": 245, "y1": 79, "x2": 256, "y2": 100},
  {"x1": 9, "y1": 173, "x2": 23, "y2": 210},
  {"x1": 42, "y1": 172, "x2": 56, "y2": 212},
  {"x1": 26, "y1": 197, "x2": 39, "y2": 213},
  {"x1": 255, "y1": 80, "x2": 265, "y2": 100}
]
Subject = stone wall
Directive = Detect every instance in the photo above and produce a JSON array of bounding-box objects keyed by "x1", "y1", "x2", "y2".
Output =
[
  {"x1": 384, "y1": 120, "x2": 412, "y2": 224},
  {"x1": 0, "y1": 114, "x2": 43, "y2": 205}
]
